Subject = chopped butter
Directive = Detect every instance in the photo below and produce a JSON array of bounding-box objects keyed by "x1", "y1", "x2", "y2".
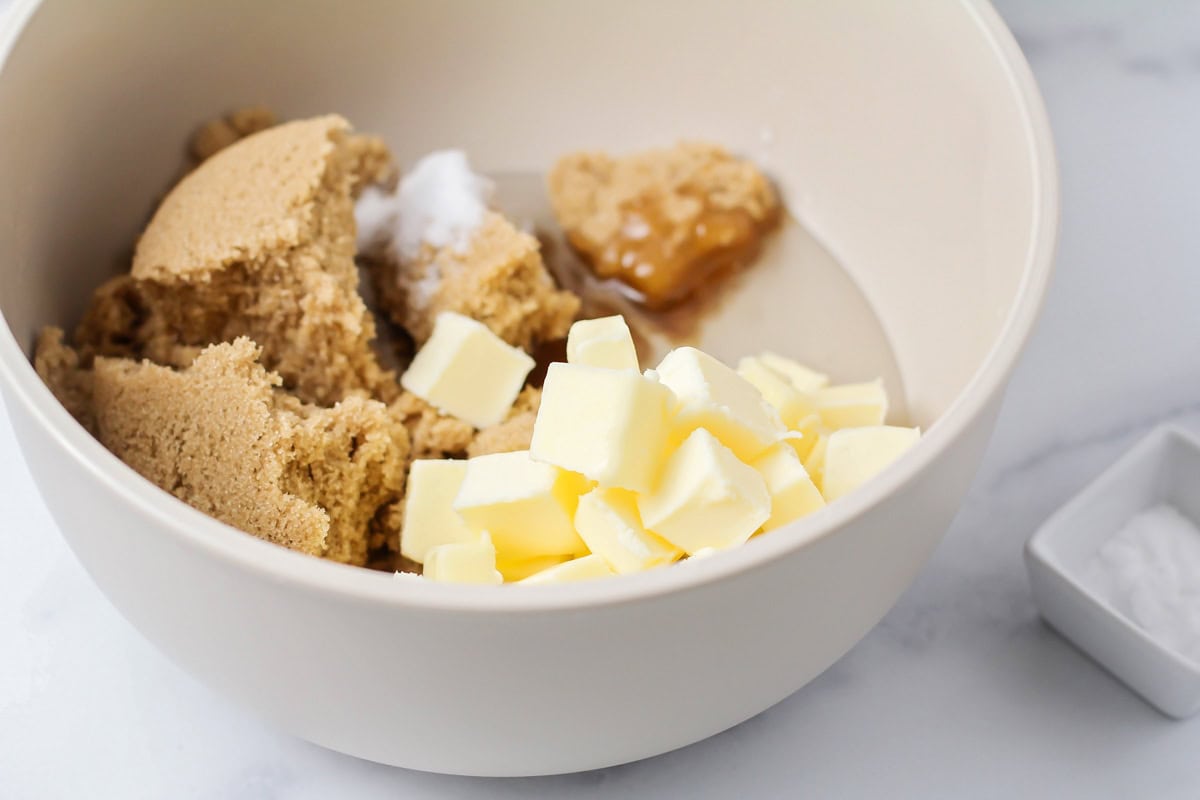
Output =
[
  {"x1": 822, "y1": 426, "x2": 920, "y2": 502},
  {"x1": 453, "y1": 450, "x2": 588, "y2": 559},
  {"x1": 496, "y1": 554, "x2": 571, "y2": 582},
  {"x1": 399, "y1": 459, "x2": 477, "y2": 563},
  {"x1": 737, "y1": 355, "x2": 817, "y2": 428},
  {"x1": 575, "y1": 487, "x2": 681, "y2": 574},
  {"x1": 803, "y1": 431, "x2": 830, "y2": 493},
  {"x1": 656, "y1": 346, "x2": 784, "y2": 462},
  {"x1": 637, "y1": 428, "x2": 770, "y2": 555},
  {"x1": 531, "y1": 362, "x2": 675, "y2": 493},
  {"x1": 519, "y1": 554, "x2": 616, "y2": 584},
  {"x1": 814, "y1": 380, "x2": 888, "y2": 430},
  {"x1": 423, "y1": 532, "x2": 503, "y2": 585},
  {"x1": 751, "y1": 442, "x2": 825, "y2": 532},
  {"x1": 786, "y1": 413, "x2": 825, "y2": 461},
  {"x1": 757, "y1": 352, "x2": 830, "y2": 392},
  {"x1": 400, "y1": 311, "x2": 535, "y2": 428},
  {"x1": 566, "y1": 315, "x2": 639, "y2": 371}
]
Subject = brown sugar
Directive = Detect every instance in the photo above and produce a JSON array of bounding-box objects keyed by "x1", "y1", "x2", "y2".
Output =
[
  {"x1": 547, "y1": 142, "x2": 780, "y2": 310},
  {"x1": 370, "y1": 211, "x2": 579, "y2": 350},
  {"x1": 388, "y1": 391, "x2": 475, "y2": 460},
  {"x1": 191, "y1": 106, "x2": 395, "y2": 193},
  {"x1": 82, "y1": 337, "x2": 408, "y2": 565},
  {"x1": 190, "y1": 106, "x2": 278, "y2": 162},
  {"x1": 33, "y1": 111, "x2": 597, "y2": 573},
  {"x1": 33, "y1": 327, "x2": 96, "y2": 431},
  {"x1": 77, "y1": 115, "x2": 399, "y2": 407}
]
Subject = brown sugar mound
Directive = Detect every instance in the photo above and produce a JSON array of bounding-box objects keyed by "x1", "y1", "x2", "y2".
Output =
[
  {"x1": 370, "y1": 210, "x2": 579, "y2": 350},
  {"x1": 191, "y1": 106, "x2": 395, "y2": 193},
  {"x1": 76, "y1": 115, "x2": 398, "y2": 406},
  {"x1": 389, "y1": 382, "x2": 541, "y2": 461},
  {"x1": 389, "y1": 392, "x2": 475, "y2": 460},
  {"x1": 34, "y1": 327, "x2": 96, "y2": 432},
  {"x1": 190, "y1": 106, "x2": 278, "y2": 163},
  {"x1": 83, "y1": 337, "x2": 408, "y2": 565},
  {"x1": 547, "y1": 142, "x2": 780, "y2": 309}
]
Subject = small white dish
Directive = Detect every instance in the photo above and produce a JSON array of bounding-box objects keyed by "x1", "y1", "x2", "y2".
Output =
[{"x1": 1026, "y1": 424, "x2": 1200, "y2": 718}]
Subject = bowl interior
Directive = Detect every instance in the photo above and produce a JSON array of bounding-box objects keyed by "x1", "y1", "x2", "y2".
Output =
[{"x1": 0, "y1": 0, "x2": 1039, "y2": 433}]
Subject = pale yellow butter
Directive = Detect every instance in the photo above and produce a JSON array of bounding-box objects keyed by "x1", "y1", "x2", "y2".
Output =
[
  {"x1": 519, "y1": 554, "x2": 616, "y2": 584},
  {"x1": 566, "y1": 315, "x2": 639, "y2": 371},
  {"x1": 496, "y1": 554, "x2": 571, "y2": 582},
  {"x1": 574, "y1": 487, "x2": 681, "y2": 574},
  {"x1": 737, "y1": 355, "x2": 817, "y2": 429},
  {"x1": 786, "y1": 414, "x2": 825, "y2": 461},
  {"x1": 656, "y1": 347, "x2": 784, "y2": 462},
  {"x1": 400, "y1": 459, "x2": 478, "y2": 563},
  {"x1": 530, "y1": 362, "x2": 675, "y2": 493},
  {"x1": 751, "y1": 442, "x2": 825, "y2": 532},
  {"x1": 454, "y1": 450, "x2": 588, "y2": 559},
  {"x1": 689, "y1": 547, "x2": 721, "y2": 560},
  {"x1": 814, "y1": 380, "x2": 889, "y2": 430},
  {"x1": 400, "y1": 311, "x2": 535, "y2": 428},
  {"x1": 423, "y1": 532, "x2": 503, "y2": 585},
  {"x1": 757, "y1": 352, "x2": 830, "y2": 392},
  {"x1": 822, "y1": 425, "x2": 920, "y2": 502},
  {"x1": 637, "y1": 428, "x2": 771, "y2": 555},
  {"x1": 803, "y1": 431, "x2": 830, "y2": 493}
]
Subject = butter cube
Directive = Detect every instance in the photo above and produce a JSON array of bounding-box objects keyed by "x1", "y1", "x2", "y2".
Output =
[
  {"x1": 822, "y1": 426, "x2": 920, "y2": 502},
  {"x1": 814, "y1": 380, "x2": 889, "y2": 430},
  {"x1": 423, "y1": 532, "x2": 503, "y2": 585},
  {"x1": 637, "y1": 428, "x2": 771, "y2": 555},
  {"x1": 575, "y1": 487, "x2": 681, "y2": 574},
  {"x1": 400, "y1": 459, "x2": 478, "y2": 563},
  {"x1": 737, "y1": 356, "x2": 817, "y2": 428},
  {"x1": 566, "y1": 315, "x2": 639, "y2": 371},
  {"x1": 751, "y1": 442, "x2": 826, "y2": 532},
  {"x1": 757, "y1": 352, "x2": 830, "y2": 392},
  {"x1": 454, "y1": 450, "x2": 588, "y2": 559},
  {"x1": 803, "y1": 432, "x2": 830, "y2": 493},
  {"x1": 519, "y1": 554, "x2": 616, "y2": 584},
  {"x1": 531, "y1": 362, "x2": 674, "y2": 493},
  {"x1": 786, "y1": 414, "x2": 825, "y2": 461},
  {"x1": 496, "y1": 554, "x2": 571, "y2": 582},
  {"x1": 401, "y1": 311, "x2": 535, "y2": 428},
  {"x1": 656, "y1": 347, "x2": 784, "y2": 462}
]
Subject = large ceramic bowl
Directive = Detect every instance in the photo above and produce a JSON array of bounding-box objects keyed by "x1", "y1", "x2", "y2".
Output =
[{"x1": 0, "y1": 0, "x2": 1056, "y2": 776}]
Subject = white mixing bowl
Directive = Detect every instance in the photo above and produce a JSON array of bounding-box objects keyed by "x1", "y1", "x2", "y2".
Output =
[{"x1": 0, "y1": 0, "x2": 1056, "y2": 776}]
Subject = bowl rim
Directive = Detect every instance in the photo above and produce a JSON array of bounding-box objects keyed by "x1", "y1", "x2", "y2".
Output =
[{"x1": 0, "y1": 0, "x2": 1059, "y2": 613}]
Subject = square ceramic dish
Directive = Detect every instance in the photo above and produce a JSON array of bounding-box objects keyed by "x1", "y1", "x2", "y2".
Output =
[{"x1": 1026, "y1": 425, "x2": 1200, "y2": 718}]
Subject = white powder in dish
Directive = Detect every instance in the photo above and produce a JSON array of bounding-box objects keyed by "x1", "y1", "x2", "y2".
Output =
[
  {"x1": 353, "y1": 149, "x2": 494, "y2": 263},
  {"x1": 1081, "y1": 503, "x2": 1200, "y2": 666}
]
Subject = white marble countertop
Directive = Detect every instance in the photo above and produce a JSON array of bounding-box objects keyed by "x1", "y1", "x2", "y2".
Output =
[{"x1": 5, "y1": 1, "x2": 1200, "y2": 797}]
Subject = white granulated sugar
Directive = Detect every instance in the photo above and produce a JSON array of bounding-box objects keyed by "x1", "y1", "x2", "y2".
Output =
[
  {"x1": 352, "y1": 149, "x2": 494, "y2": 265},
  {"x1": 408, "y1": 266, "x2": 444, "y2": 312},
  {"x1": 394, "y1": 150, "x2": 493, "y2": 260},
  {"x1": 353, "y1": 184, "x2": 400, "y2": 254},
  {"x1": 1081, "y1": 503, "x2": 1200, "y2": 666}
]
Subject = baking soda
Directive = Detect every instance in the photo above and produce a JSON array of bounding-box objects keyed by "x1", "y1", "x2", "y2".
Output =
[
  {"x1": 1082, "y1": 504, "x2": 1200, "y2": 666},
  {"x1": 354, "y1": 149, "x2": 493, "y2": 261}
]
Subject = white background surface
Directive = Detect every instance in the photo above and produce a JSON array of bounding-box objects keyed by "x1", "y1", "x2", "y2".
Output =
[{"x1": 4, "y1": 1, "x2": 1200, "y2": 797}]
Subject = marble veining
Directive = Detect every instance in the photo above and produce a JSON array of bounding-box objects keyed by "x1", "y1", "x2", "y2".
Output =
[{"x1": 5, "y1": 1, "x2": 1200, "y2": 797}]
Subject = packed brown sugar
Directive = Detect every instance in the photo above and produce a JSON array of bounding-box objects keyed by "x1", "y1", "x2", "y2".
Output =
[{"x1": 33, "y1": 111, "x2": 835, "y2": 581}]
